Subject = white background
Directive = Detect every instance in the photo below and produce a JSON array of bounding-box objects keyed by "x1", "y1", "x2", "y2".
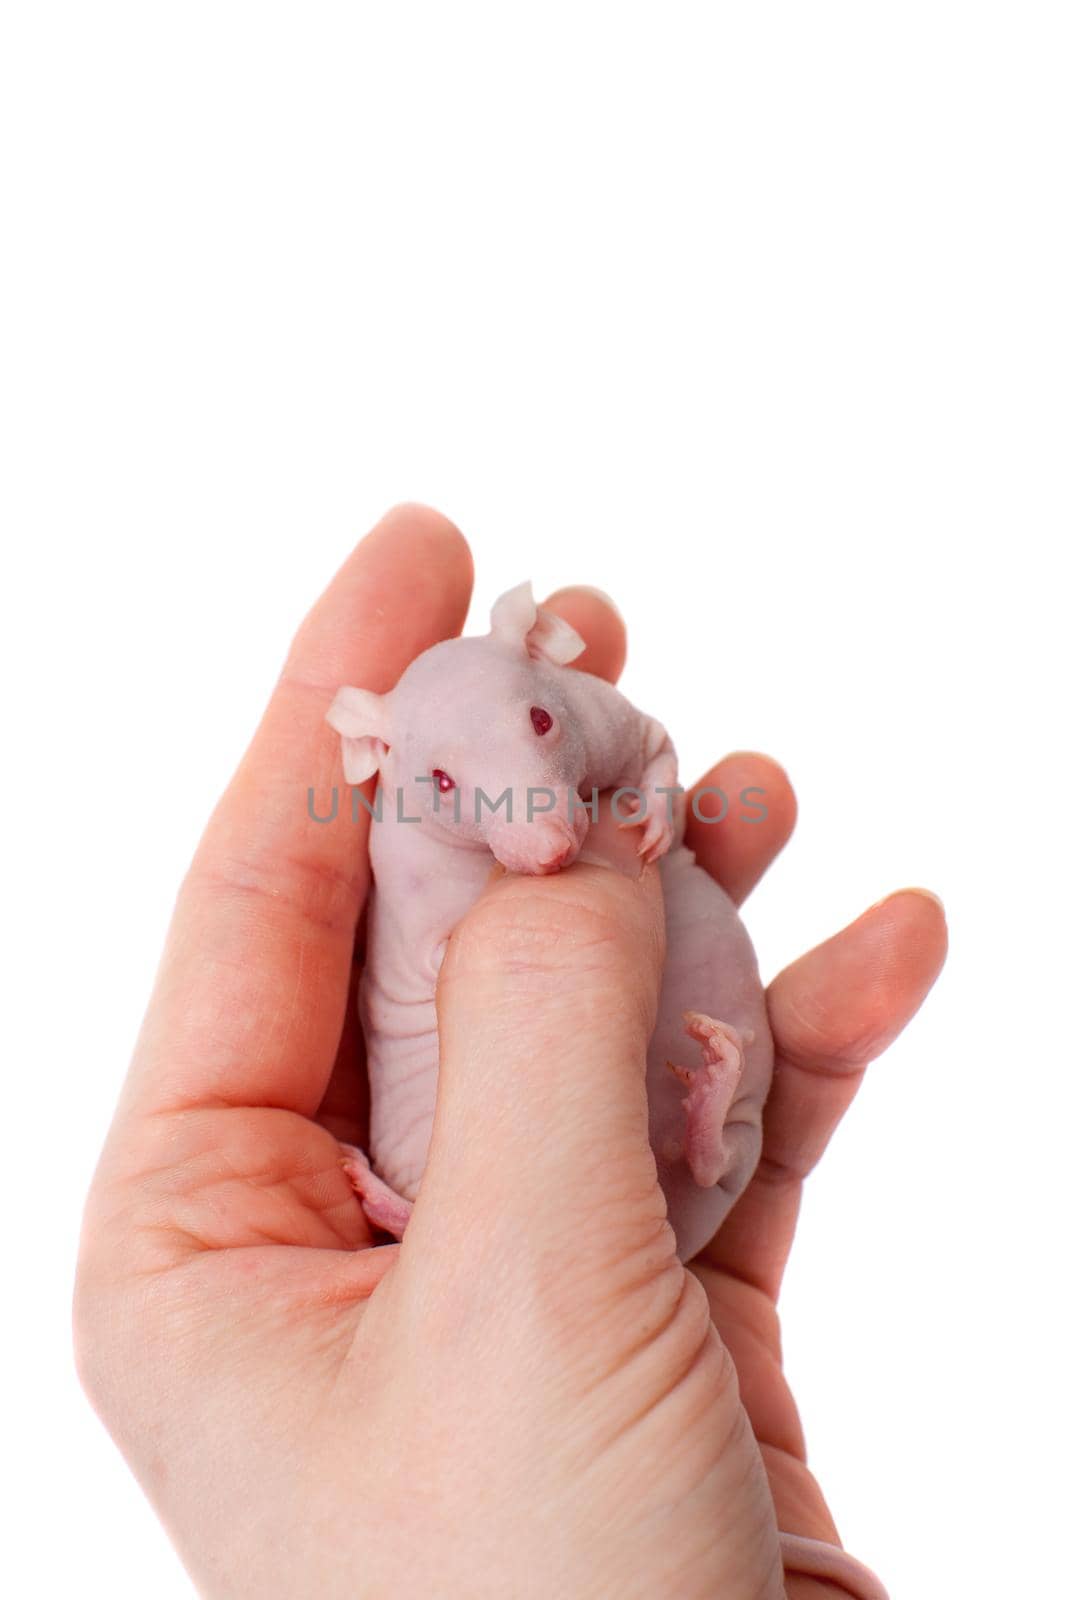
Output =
[{"x1": 2, "y1": 4, "x2": 1064, "y2": 1595}]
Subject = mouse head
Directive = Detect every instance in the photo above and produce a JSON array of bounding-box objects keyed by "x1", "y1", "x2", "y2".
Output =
[{"x1": 326, "y1": 583, "x2": 593, "y2": 873}]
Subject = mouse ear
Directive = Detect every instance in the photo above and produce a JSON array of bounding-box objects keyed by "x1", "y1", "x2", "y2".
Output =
[
  {"x1": 489, "y1": 581, "x2": 585, "y2": 666},
  {"x1": 326, "y1": 686, "x2": 391, "y2": 784},
  {"x1": 489, "y1": 581, "x2": 539, "y2": 643}
]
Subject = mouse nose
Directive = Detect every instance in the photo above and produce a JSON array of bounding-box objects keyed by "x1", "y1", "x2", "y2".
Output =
[
  {"x1": 530, "y1": 824, "x2": 581, "y2": 875},
  {"x1": 485, "y1": 794, "x2": 588, "y2": 875},
  {"x1": 534, "y1": 838, "x2": 574, "y2": 874}
]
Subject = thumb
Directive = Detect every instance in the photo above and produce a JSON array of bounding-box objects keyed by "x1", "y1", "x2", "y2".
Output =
[{"x1": 410, "y1": 817, "x2": 667, "y2": 1267}]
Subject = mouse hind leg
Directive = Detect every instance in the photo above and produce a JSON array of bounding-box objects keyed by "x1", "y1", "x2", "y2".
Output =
[
  {"x1": 665, "y1": 1012, "x2": 749, "y2": 1190},
  {"x1": 338, "y1": 1143, "x2": 414, "y2": 1239}
]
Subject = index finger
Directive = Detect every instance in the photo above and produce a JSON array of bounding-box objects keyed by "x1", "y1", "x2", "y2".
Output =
[{"x1": 121, "y1": 504, "x2": 473, "y2": 1121}]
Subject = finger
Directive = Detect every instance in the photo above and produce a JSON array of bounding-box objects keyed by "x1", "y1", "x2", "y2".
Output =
[
  {"x1": 684, "y1": 752, "x2": 797, "y2": 905},
  {"x1": 409, "y1": 812, "x2": 667, "y2": 1272},
  {"x1": 544, "y1": 584, "x2": 627, "y2": 683},
  {"x1": 123, "y1": 505, "x2": 473, "y2": 1121},
  {"x1": 698, "y1": 889, "x2": 948, "y2": 1297}
]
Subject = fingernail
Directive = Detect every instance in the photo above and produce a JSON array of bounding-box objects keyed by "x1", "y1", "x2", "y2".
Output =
[
  {"x1": 900, "y1": 885, "x2": 945, "y2": 913},
  {"x1": 868, "y1": 886, "x2": 945, "y2": 915}
]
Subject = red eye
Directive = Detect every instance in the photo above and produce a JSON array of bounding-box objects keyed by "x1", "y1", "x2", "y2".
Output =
[
  {"x1": 530, "y1": 706, "x2": 553, "y2": 736},
  {"x1": 432, "y1": 768, "x2": 455, "y2": 792}
]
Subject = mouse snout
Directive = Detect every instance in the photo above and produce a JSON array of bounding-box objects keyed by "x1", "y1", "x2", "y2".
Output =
[
  {"x1": 486, "y1": 795, "x2": 589, "y2": 876},
  {"x1": 530, "y1": 826, "x2": 579, "y2": 875}
]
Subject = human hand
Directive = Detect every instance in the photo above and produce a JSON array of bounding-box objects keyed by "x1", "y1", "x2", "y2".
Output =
[{"x1": 75, "y1": 506, "x2": 945, "y2": 1598}]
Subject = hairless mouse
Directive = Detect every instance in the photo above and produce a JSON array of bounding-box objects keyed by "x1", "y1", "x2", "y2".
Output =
[{"x1": 327, "y1": 581, "x2": 773, "y2": 1263}]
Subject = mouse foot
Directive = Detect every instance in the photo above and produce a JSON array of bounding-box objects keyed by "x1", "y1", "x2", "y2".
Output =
[
  {"x1": 665, "y1": 1012, "x2": 745, "y2": 1189},
  {"x1": 338, "y1": 1143, "x2": 414, "y2": 1239}
]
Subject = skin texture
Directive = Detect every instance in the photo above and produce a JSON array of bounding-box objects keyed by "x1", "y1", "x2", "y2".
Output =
[
  {"x1": 74, "y1": 506, "x2": 947, "y2": 1599},
  {"x1": 326, "y1": 584, "x2": 774, "y2": 1262}
]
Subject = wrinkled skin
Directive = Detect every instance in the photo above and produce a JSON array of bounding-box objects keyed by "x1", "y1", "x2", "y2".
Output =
[{"x1": 327, "y1": 582, "x2": 773, "y2": 1261}]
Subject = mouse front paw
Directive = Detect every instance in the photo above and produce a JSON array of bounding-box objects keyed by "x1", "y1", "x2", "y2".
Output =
[{"x1": 616, "y1": 786, "x2": 675, "y2": 864}]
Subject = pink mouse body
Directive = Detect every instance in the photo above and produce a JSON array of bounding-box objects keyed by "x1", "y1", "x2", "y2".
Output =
[{"x1": 327, "y1": 583, "x2": 774, "y2": 1263}]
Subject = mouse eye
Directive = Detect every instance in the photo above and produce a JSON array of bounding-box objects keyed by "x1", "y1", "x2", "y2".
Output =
[
  {"x1": 530, "y1": 706, "x2": 553, "y2": 736},
  {"x1": 431, "y1": 768, "x2": 455, "y2": 792}
]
